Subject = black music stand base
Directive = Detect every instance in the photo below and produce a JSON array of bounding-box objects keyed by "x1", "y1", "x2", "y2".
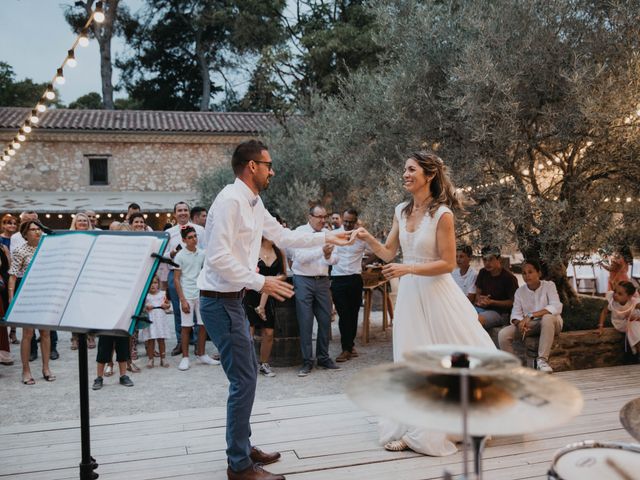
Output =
[{"x1": 78, "y1": 333, "x2": 99, "y2": 479}]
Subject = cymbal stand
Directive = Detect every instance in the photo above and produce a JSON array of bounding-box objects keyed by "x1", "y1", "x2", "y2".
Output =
[
  {"x1": 471, "y1": 436, "x2": 488, "y2": 480},
  {"x1": 444, "y1": 366, "x2": 471, "y2": 479}
]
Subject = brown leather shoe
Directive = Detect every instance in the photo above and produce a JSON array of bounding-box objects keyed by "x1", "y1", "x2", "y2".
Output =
[
  {"x1": 250, "y1": 446, "x2": 281, "y2": 465},
  {"x1": 351, "y1": 347, "x2": 359, "y2": 357},
  {"x1": 336, "y1": 351, "x2": 352, "y2": 362},
  {"x1": 227, "y1": 463, "x2": 285, "y2": 480}
]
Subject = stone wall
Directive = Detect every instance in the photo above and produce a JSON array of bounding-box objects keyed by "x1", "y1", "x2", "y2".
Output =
[
  {"x1": 0, "y1": 132, "x2": 250, "y2": 192},
  {"x1": 489, "y1": 327, "x2": 629, "y2": 372}
]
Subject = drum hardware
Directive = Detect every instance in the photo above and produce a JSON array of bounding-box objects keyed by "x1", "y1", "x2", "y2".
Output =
[{"x1": 347, "y1": 345, "x2": 584, "y2": 480}]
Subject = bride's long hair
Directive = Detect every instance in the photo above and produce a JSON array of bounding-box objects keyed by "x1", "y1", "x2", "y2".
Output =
[{"x1": 401, "y1": 150, "x2": 466, "y2": 218}]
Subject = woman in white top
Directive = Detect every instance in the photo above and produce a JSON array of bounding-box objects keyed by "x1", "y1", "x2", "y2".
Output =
[
  {"x1": 356, "y1": 150, "x2": 494, "y2": 456},
  {"x1": 498, "y1": 259, "x2": 563, "y2": 373}
]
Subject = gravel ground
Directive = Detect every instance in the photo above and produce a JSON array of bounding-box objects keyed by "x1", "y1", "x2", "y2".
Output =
[{"x1": 0, "y1": 311, "x2": 392, "y2": 427}]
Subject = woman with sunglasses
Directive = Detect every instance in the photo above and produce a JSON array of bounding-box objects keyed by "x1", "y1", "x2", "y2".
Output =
[{"x1": 8, "y1": 221, "x2": 56, "y2": 384}]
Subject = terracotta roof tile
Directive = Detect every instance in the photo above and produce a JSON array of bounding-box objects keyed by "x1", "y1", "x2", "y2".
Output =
[{"x1": 0, "y1": 107, "x2": 277, "y2": 134}]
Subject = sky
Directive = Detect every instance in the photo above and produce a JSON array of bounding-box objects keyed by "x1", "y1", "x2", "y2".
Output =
[{"x1": 0, "y1": 0, "x2": 144, "y2": 105}]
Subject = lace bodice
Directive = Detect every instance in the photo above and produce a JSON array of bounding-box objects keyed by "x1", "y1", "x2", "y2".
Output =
[{"x1": 395, "y1": 203, "x2": 452, "y2": 264}]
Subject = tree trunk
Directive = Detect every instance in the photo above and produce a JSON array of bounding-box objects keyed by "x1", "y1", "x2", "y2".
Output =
[
  {"x1": 195, "y1": 30, "x2": 211, "y2": 112},
  {"x1": 92, "y1": 0, "x2": 118, "y2": 110}
]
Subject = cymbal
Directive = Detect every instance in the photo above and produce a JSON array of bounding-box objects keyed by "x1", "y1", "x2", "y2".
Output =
[
  {"x1": 620, "y1": 398, "x2": 640, "y2": 441},
  {"x1": 404, "y1": 344, "x2": 521, "y2": 376},
  {"x1": 346, "y1": 363, "x2": 583, "y2": 436}
]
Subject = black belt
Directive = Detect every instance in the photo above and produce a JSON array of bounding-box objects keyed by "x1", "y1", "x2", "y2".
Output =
[
  {"x1": 200, "y1": 289, "x2": 245, "y2": 299},
  {"x1": 299, "y1": 275, "x2": 328, "y2": 280}
]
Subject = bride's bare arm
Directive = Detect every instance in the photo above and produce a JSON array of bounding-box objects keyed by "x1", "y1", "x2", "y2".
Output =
[{"x1": 357, "y1": 217, "x2": 400, "y2": 263}]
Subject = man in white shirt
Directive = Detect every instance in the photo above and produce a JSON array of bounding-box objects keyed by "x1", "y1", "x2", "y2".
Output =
[
  {"x1": 190, "y1": 206, "x2": 208, "y2": 227},
  {"x1": 166, "y1": 201, "x2": 206, "y2": 356},
  {"x1": 197, "y1": 140, "x2": 352, "y2": 480},
  {"x1": 290, "y1": 205, "x2": 340, "y2": 377},
  {"x1": 331, "y1": 208, "x2": 370, "y2": 362},
  {"x1": 452, "y1": 244, "x2": 477, "y2": 300}
]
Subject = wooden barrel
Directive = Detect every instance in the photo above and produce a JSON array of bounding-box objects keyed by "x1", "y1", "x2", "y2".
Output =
[{"x1": 253, "y1": 295, "x2": 302, "y2": 367}]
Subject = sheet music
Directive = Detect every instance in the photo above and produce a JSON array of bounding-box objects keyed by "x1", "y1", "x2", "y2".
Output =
[
  {"x1": 59, "y1": 235, "x2": 159, "y2": 331},
  {"x1": 6, "y1": 234, "x2": 95, "y2": 326}
]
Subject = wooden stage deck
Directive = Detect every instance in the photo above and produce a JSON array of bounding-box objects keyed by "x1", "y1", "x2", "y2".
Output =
[{"x1": 0, "y1": 365, "x2": 638, "y2": 479}]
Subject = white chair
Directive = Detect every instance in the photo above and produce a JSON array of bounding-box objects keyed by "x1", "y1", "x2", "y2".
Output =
[{"x1": 572, "y1": 262, "x2": 597, "y2": 295}]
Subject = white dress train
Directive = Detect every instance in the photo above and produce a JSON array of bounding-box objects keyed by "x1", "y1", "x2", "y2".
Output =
[{"x1": 378, "y1": 203, "x2": 496, "y2": 456}]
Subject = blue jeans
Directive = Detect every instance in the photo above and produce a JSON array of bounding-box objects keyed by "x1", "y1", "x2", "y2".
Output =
[
  {"x1": 200, "y1": 296, "x2": 257, "y2": 472},
  {"x1": 474, "y1": 306, "x2": 509, "y2": 329},
  {"x1": 293, "y1": 275, "x2": 332, "y2": 364}
]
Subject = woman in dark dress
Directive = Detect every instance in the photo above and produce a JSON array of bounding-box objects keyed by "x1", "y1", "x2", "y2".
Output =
[{"x1": 243, "y1": 237, "x2": 287, "y2": 377}]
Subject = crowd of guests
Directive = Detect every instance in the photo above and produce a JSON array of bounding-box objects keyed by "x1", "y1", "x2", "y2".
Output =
[
  {"x1": 451, "y1": 244, "x2": 639, "y2": 373},
  {"x1": 0, "y1": 202, "x2": 637, "y2": 386}
]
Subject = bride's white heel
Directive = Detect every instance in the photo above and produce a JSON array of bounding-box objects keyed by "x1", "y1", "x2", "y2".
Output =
[{"x1": 384, "y1": 439, "x2": 409, "y2": 451}]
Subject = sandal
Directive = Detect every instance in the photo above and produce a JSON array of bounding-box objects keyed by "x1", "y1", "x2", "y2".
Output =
[
  {"x1": 384, "y1": 440, "x2": 409, "y2": 452},
  {"x1": 104, "y1": 364, "x2": 114, "y2": 377},
  {"x1": 22, "y1": 376, "x2": 35, "y2": 385},
  {"x1": 160, "y1": 357, "x2": 170, "y2": 368},
  {"x1": 147, "y1": 359, "x2": 154, "y2": 369},
  {"x1": 42, "y1": 372, "x2": 56, "y2": 382},
  {"x1": 127, "y1": 361, "x2": 141, "y2": 373}
]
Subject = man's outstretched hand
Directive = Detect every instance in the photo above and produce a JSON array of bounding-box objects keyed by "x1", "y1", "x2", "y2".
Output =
[
  {"x1": 326, "y1": 229, "x2": 358, "y2": 246},
  {"x1": 262, "y1": 276, "x2": 295, "y2": 302}
]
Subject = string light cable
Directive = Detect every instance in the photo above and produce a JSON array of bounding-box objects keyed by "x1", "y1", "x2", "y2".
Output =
[{"x1": 0, "y1": 1, "x2": 105, "y2": 169}]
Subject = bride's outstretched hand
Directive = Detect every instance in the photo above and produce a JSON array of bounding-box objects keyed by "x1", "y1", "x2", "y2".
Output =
[{"x1": 382, "y1": 263, "x2": 410, "y2": 279}]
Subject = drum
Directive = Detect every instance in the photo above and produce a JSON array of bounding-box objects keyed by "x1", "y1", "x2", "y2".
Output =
[{"x1": 548, "y1": 441, "x2": 640, "y2": 479}]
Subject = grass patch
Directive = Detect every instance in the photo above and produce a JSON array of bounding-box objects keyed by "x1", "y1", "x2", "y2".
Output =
[{"x1": 562, "y1": 295, "x2": 608, "y2": 332}]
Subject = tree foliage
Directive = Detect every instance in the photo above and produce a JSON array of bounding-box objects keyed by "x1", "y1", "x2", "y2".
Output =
[
  {"x1": 68, "y1": 92, "x2": 103, "y2": 109},
  {"x1": 117, "y1": 0, "x2": 286, "y2": 111},
  {"x1": 238, "y1": 0, "x2": 640, "y2": 301},
  {"x1": 0, "y1": 62, "x2": 63, "y2": 107}
]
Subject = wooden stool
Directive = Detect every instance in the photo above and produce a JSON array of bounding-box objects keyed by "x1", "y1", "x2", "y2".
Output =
[{"x1": 361, "y1": 268, "x2": 394, "y2": 343}]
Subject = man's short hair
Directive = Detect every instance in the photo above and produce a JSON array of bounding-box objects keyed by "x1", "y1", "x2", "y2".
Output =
[
  {"x1": 180, "y1": 225, "x2": 196, "y2": 239},
  {"x1": 232, "y1": 140, "x2": 268, "y2": 175},
  {"x1": 127, "y1": 203, "x2": 141, "y2": 211},
  {"x1": 343, "y1": 208, "x2": 358, "y2": 218},
  {"x1": 457, "y1": 244, "x2": 473, "y2": 257},
  {"x1": 308, "y1": 203, "x2": 324, "y2": 216},
  {"x1": 190, "y1": 206, "x2": 206, "y2": 219},
  {"x1": 481, "y1": 245, "x2": 501, "y2": 258},
  {"x1": 19, "y1": 211, "x2": 37, "y2": 221},
  {"x1": 174, "y1": 201, "x2": 190, "y2": 213}
]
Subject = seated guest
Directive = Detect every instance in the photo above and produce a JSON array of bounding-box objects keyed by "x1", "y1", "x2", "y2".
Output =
[
  {"x1": 471, "y1": 246, "x2": 518, "y2": 329},
  {"x1": 605, "y1": 247, "x2": 632, "y2": 291},
  {"x1": 598, "y1": 281, "x2": 640, "y2": 355},
  {"x1": 498, "y1": 259, "x2": 563, "y2": 373},
  {"x1": 452, "y1": 244, "x2": 477, "y2": 300}
]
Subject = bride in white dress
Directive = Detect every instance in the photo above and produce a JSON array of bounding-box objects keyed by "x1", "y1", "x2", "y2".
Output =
[{"x1": 356, "y1": 150, "x2": 495, "y2": 456}]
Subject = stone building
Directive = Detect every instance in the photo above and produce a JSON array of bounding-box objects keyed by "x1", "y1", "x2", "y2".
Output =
[{"x1": 0, "y1": 107, "x2": 275, "y2": 229}]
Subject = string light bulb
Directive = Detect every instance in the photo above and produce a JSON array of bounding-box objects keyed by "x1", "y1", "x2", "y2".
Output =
[
  {"x1": 93, "y1": 2, "x2": 105, "y2": 23},
  {"x1": 17, "y1": 132, "x2": 26, "y2": 142},
  {"x1": 45, "y1": 85, "x2": 56, "y2": 100},
  {"x1": 30, "y1": 110, "x2": 39, "y2": 123},
  {"x1": 23, "y1": 123, "x2": 32, "y2": 133},
  {"x1": 8, "y1": 149, "x2": 16, "y2": 156},
  {"x1": 0, "y1": 161, "x2": 5, "y2": 167},
  {"x1": 66, "y1": 49, "x2": 77, "y2": 68},
  {"x1": 78, "y1": 30, "x2": 89, "y2": 47},
  {"x1": 12, "y1": 141, "x2": 20, "y2": 150},
  {"x1": 55, "y1": 68, "x2": 65, "y2": 85},
  {"x1": 36, "y1": 103, "x2": 46, "y2": 113},
  {"x1": 2, "y1": 155, "x2": 9, "y2": 162}
]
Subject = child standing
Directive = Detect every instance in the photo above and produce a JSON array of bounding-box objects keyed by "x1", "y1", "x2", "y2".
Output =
[
  {"x1": 599, "y1": 281, "x2": 640, "y2": 353},
  {"x1": 174, "y1": 226, "x2": 219, "y2": 370},
  {"x1": 93, "y1": 334, "x2": 134, "y2": 390},
  {"x1": 140, "y1": 276, "x2": 172, "y2": 368}
]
